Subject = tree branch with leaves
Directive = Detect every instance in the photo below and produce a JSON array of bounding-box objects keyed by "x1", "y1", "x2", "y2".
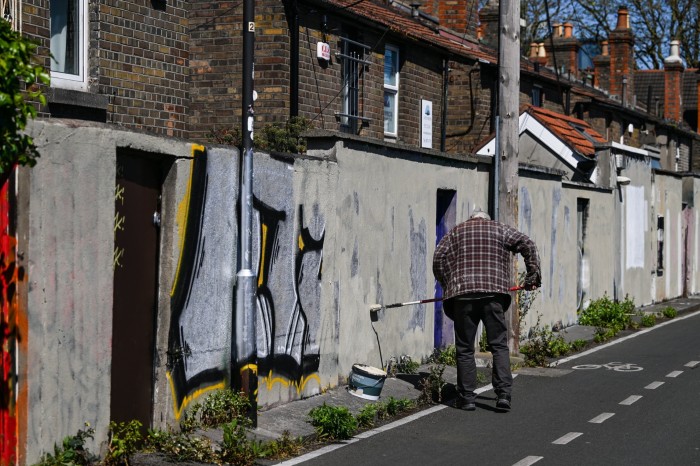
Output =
[{"x1": 0, "y1": 19, "x2": 49, "y2": 176}]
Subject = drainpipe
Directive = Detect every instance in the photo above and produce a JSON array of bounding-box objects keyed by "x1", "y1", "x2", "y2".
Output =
[
  {"x1": 236, "y1": 0, "x2": 258, "y2": 427},
  {"x1": 440, "y1": 59, "x2": 449, "y2": 152}
]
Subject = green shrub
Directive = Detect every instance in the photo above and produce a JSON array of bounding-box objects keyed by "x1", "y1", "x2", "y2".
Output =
[
  {"x1": 641, "y1": 313, "x2": 656, "y2": 327},
  {"x1": 520, "y1": 315, "x2": 571, "y2": 367},
  {"x1": 219, "y1": 419, "x2": 259, "y2": 466},
  {"x1": 180, "y1": 388, "x2": 251, "y2": 432},
  {"x1": 209, "y1": 116, "x2": 312, "y2": 154},
  {"x1": 37, "y1": 424, "x2": 97, "y2": 466},
  {"x1": 105, "y1": 420, "x2": 143, "y2": 466},
  {"x1": 387, "y1": 355, "x2": 420, "y2": 376},
  {"x1": 429, "y1": 345, "x2": 457, "y2": 366},
  {"x1": 418, "y1": 363, "x2": 447, "y2": 404},
  {"x1": 578, "y1": 294, "x2": 632, "y2": 335},
  {"x1": 143, "y1": 429, "x2": 216, "y2": 463},
  {"x1": 308, "y1": 403, "x2": 357, "y2": 440},
  {"x1": 0, "y1": 18, "x2": 50, "y2": 174},
  {"x1": 662, "y1": 306, "x2": 677, "y2": 319}
]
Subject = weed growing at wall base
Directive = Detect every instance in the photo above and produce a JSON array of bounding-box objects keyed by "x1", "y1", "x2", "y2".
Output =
[
  {"x1": 308, "y1": 403, "x2": 358, "y2": 440},
  {"x1": 36, "y1": 424, "x2": 97, "y2": 466}
]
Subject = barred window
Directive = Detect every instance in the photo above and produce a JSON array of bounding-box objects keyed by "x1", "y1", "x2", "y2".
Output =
[
  {"x1": 336, "y1": 37, "x2": 371, "y2": 134},
  {"x1": 1, "y1": 0, "x2": 21, "y2": 31}
]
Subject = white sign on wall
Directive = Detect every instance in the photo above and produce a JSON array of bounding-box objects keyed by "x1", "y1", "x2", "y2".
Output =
[
  {"x1": 317, "y1": 42, "x2": 331, "y2": 61},
  {"x1": 421, "y1": 100, "x2": 433, "y2": 149}
]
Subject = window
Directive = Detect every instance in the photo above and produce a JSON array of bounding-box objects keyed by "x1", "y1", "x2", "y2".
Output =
[
  {"x1": 2, "y1": 0, "x2": 21, "y2": 31},
  {"x1": 337, "y1": 36, "x2": 371, "y2": 134},
  {"x1": 531, "y1": 85, "x2": 543, "y2": 107},
  {"x1": 384, "y1": 45, "x2": 399, "y2": 136},
  {"x1": 50, "y1": 0, "x2": 87, "y2": 90}
]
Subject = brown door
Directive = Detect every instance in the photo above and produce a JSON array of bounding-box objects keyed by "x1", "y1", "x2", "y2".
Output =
[{"x1": 111, "y1": 151, "x2": 162, "y2": 427}]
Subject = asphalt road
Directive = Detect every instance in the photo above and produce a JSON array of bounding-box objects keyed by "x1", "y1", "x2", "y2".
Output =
[{"x1": 287, "y1": 311, "x2": 700, "y2": 466}]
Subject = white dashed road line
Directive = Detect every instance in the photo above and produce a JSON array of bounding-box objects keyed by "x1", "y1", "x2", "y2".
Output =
[
  {"x1": 589, "y1": 412, "x2": 615, "y2": 424},
  {"x1": 685, "y1": 361, "x2": 700, "y2": 368},
  {"x1": 666, "y1": 370, "x2": 683, "y2": 378},
  {"x1": 645, "y1": 381, "x2": 665, "y2": 389},
  {"x1": 552, "y1": 432, "x2": 583, "y2": 445},
  {"x1": 512, "y1": 456, "x2": 544, "y2": 466},
  {"x1": 619, "y1": 395, "x2": 642, "y2": 405}
]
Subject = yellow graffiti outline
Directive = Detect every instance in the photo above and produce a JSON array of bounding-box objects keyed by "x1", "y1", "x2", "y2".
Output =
[
  {"x1": 298, "y1": 233, "x2": 305, "y2": 251},
  {"x1": 170, "y1": 144, "x2": 205, "y2": 296},
  {"x1": 260, "y1": 370, "x2": 321, "y2": 395},
  {"x1": 166, "y1": 371, "x2": 226, "y2": 420},
  {"x1": 257, "y1": 223, "x2": 268, "y2": 287}
]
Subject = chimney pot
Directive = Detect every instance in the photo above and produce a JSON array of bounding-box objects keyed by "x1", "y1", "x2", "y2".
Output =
[
  {"x1": 601, "y1": 40, "x2": 609, "y2": 56},
  {"x1": 615, "y1": 7, "x2": 629, "y2": 30},
  {"x1": 563, "y1": 22, "x2": 573, "y2": 39},
  {"x1": 529, "y1": 43, "x2": 539, "y2": 58}
]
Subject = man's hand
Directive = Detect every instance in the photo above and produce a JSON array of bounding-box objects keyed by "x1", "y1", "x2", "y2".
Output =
[{"x1": 523, "y1": 273, "x2": 541, "y2": 290}]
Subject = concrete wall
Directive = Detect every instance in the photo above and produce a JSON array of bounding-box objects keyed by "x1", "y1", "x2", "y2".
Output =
[
  {"x1": 18, "y1": 122, "x2": 700, "y2": 462},
  {"x1": 324, "y1": 139, "x2": 490, "y2": 374},
  {"x1": 23, "y1": 120, "x2": 194, "y2": 461},
  {"x1": 519, "y1": 173, "x2": 616, "y2": 330}
]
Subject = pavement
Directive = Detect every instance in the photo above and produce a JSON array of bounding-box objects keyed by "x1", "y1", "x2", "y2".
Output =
[{"x1": 201, "y1": 295, "x2": 700, "y2": 453}]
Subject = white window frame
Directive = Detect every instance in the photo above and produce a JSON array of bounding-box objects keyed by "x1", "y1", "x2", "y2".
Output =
[
  {"x1": 384, "y1": 45, "x2": 399, "y2": 137},
  {"x1": 50, "y1": 0, "x2": 88, "y2": 91}
]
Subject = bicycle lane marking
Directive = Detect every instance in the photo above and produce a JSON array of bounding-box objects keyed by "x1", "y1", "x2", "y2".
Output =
[{"x1": 550, "y1": 308, "x2": 700, "y2": 367}]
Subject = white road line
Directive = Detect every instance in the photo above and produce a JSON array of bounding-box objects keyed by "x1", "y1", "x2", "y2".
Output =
[
  {"x1": 275, "y1": 380, "x2": 510, "y2": 465},
  {"x1": 550, "y1": 309, "x2": 700, "y2": 367},
  {"x1": 645, "y1": 381, "x2": 665, "y2": 389},
  {"x1": 619, "y1": 395, "x2": 642, "y2": 405},
  {"x1": 513, "y1": 456, "x2": 544, "y2": 466},
  {"x1": 666, "y1": 370, "x2": 683, "y2": 378},
  {"x1": 685, "y1": 361, "x2": 700, "y2": 368},
  {"x1": 553, "y1": 432, "x2": 583, "y2": 445},
  {"x1": 589, "y1": 412, "x2": 615, "y2": 423}
]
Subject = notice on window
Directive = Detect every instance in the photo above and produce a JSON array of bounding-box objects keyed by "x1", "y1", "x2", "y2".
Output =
[{"x1": 421, "y1": 100, "x2": 433, "y2": 149}]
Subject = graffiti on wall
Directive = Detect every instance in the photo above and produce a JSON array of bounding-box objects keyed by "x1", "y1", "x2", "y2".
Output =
[
  {"x1": 252, "y1": 155, "x2": 325, "y2": 398},
  {"x1": 167, "y1": 149, "x2": 325, "y2": 416},
  {"x1": 0, "y1": 177, "x2": 20, "y2": 464},
  {"x1": 167, "y1": 147, "x2": 237, "y2": 418}
]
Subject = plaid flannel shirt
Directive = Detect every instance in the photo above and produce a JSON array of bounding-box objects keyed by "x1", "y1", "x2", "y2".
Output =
[{"x1": 432, "y1": 218, "x2": 541, "y2": 299}]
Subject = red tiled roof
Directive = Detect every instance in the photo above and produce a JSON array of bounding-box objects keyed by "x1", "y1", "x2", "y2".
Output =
[
  {"x1": 526, "y1": 105, "x2": 606, "y2": 158},
  {"x1": 318, "y1": 0, "x2": 497, "y2": 63}
]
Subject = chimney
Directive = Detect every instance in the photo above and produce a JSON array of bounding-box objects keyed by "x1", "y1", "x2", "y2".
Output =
[
  {"x1": 423, "y1": 0, "x2": 480, "y2": 38},
  {"x1": 546, "y1": 21, "x2": 580, "y2": 78},
  {"x1": 593, "y1": 40, "x2": 610, "y2": 91},
  {"x1": 608, "y1": 7, "x2": 635, "y2": 106},
  {"x1": 478, "y1": 0, "x2": 499, "y2": 49},
  {"x1": 664, "y1": 40, "x2": 685, "y2": 122}
]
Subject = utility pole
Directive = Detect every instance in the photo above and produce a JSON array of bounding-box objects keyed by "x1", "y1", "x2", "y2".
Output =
[
  {"x1": 497, "y1": 0, "x2": 521, "y2": 353},
  {"x1": 235, "y1": 0, "x2": 258, "y2": 426}
]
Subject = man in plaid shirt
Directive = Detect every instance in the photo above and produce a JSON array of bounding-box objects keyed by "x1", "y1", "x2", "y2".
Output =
[{"x1": 433, "y1": 208, "x2": 541, "y2": 412}]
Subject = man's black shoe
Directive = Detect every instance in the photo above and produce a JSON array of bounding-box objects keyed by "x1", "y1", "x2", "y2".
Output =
[
  {"x1": 495, "y1": 395, "x2": 511, "y2": 411},
  {"x1": 455, "y1": 398, "x2": 476, "y2": 411}
]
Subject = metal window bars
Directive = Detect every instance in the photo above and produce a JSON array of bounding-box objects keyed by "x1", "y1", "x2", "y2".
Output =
[
  {"x1": 336, "y1": 37, "x2": 372, "y2": 133},
  {"x1": 1, "y1": 0, "x2": 20, "y2": 31}
]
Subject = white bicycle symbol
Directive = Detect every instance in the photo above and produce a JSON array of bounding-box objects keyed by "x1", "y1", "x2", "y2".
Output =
[{"x1": 572, "y1": 361, "x2": 643, "y2": 372}]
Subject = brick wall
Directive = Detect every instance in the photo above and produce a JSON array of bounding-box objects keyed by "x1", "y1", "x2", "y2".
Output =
[
  {"x1": 98, "y1": 1, "x2": 189, "y2": 138},
  {"x1": 23, "y1": 0, "x2": 190, "y2": 138},
  {"x1": 445, "y1": 61, "x2": 492, "y2": 153},
  {"x1": 187, "y1": 1, "x2": 244, "y2": 141}
]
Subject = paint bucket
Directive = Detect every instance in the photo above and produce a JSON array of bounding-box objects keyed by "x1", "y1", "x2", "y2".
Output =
[{"x1": 348, "y1": 364, "x2": 387, "y2": 400}]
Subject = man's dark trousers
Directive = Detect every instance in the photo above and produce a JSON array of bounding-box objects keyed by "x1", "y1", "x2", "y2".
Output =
[{"x1": 452, "y1": 294, "x2": 513, "y2": 403}]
